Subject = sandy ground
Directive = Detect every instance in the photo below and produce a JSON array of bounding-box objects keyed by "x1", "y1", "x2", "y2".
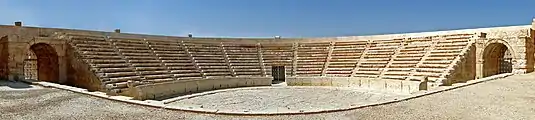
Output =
[
  {"x1": 168, "y1": 87, "x2": 406, "y2": 113},
  {"x1": 1, "y1": 73, "x2": 535, "y2": 120}
]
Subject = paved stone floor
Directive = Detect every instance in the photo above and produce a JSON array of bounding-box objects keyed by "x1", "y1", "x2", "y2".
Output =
[
  {"x1": 2, "y1": 73, "x2": 535, "y2": 120},
  {"x1": 167, "y1": 87, "x2": 407, "y2": 113}
]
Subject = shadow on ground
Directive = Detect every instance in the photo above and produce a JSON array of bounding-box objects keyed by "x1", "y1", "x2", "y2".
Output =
[{"x1": 0, "y1": 80, "x2": 33, "y2": 89}]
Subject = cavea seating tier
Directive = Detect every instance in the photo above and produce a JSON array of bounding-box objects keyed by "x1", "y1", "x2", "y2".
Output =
[{"x1": 65, "y1": 32, "x2": 476, "y2": 99}]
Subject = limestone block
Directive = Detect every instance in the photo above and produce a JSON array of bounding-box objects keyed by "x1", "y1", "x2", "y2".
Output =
[
  {"x1": 286, "y1": 77, "x2": 297, "y2": 86},
  {"x1": 385, "y1": 80, "x2": 402, "y2": 93},
  {"x1": 360, "y1": 78, "x2": 371, "y2": 88},
  {"x1": 332, "y1": 78, "x2": 349, "y2": 87},
  {"x1": 370, "y1": 79, "x2": 386, "y2": 90},
  {"x1": 401, "y1": 80, "x2": 421, "y2": 94},
  {"x1": 197, "y1": 79, "x2": 214, "y2": 91},
  {"x1": 226, "y1": 78, "x2": 239, "y2": 88},
  {"x1": 238, "y1": 79, "x2": 248, "y2": 87},
  {"x1": 321, "y1": 77, "x2": 332, "y2": 86},
  {"x1": 185, "y1": 81, "x2": 198, "y2": 93},
  {"x1": 348, "y1": 78, "x2": 361, "y2": 87},
  {"x1": 311, "y1": 78, "x2": 322, "y2": 86},
  {"x1": 301, "y1": 78, "x2": 312, "y2": 86}
]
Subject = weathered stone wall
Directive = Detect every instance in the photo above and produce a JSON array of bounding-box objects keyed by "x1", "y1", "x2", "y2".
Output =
[
  {"x1": 131, "y1": 77, "x2": 272, "y2": 100},
  {"x1": 286, "y1": 77, "x2": 424, "y2": 94},
  {"x1": 447, "y1": 45, "x2": 477, "y2": 84},
  {"x1": 65, "y1": 45, "x2": 102, "y2": 91},
  {"x1": 0, "y1": 36, "x2": 8, "y2": 80}
]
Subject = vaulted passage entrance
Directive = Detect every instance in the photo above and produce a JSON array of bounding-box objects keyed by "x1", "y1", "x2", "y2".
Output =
[
  {"x1": 483, "y1": 43, "x2": 513, "y2": 77},
  {"x1": 26, "y1": 43, "x2": 59, "y2": 83}
]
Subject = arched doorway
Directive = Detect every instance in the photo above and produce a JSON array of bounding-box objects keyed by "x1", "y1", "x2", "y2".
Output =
[
  {"x1": 482, "y1": 43, "x2": 513, "y2": 77},
  {"x1": 27, "y1": 43, "x2": 59, "y2": 83}
]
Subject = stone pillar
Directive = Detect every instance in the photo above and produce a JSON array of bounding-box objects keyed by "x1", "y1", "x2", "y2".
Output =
[{"x1": 474, "y1": 33, "x2": 486, "y2": 79}]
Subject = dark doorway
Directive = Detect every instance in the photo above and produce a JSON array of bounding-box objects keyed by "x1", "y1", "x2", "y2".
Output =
[
  {"x1": 272, "y1": 66, "x2": 285, "y2": 83},
  {"x1": 29, "y1": 43, "x2": 59, "y2": 83},
  {"x1": 483, "y1": 43, "x2": 512, "y2": 77}
]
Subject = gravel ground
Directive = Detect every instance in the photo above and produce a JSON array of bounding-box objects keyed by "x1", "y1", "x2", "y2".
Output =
[
  {"x1": 2, "y1": 73, "x2": 535, "y2": 120},
  {"x1": 168, "y1": 87, "x2": 406, "y2": 113}
]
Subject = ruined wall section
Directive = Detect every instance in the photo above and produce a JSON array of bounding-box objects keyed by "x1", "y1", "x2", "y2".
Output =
[
  {"x1": 65, "y1": 44, "x2": 102, "y2": 91},
  {"x1": 446, "y1": 44, "x2": 476, "y2": 84}
]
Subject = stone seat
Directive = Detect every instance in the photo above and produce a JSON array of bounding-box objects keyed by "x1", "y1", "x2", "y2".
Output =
[
  {"x1": 296, "y1": 71, "x2": 322, "y2": 74},
  {"x1": 416, "y1": 68, "x2": 445, "y2": 73},
  {"x1": 199, "y1": 65, "x2": 228, "y2": 69},
  {"x1": 168, "y1": 66, "x2": 197, "y2": 70},
  {"x1": 205, "y1": 72, "x2": 231, "y2": 76},
  {"x1": 174, "y1": 73, "x2": 203, "y2": 77},
  {"x1": 425, "y1": 56, "x2": 455, "y2": 60},
  {"x1": 94, "y1": 63, "x2": 130, "y2": 68},
  {"x1": 122, "y1": 53, "x2": 153, "y2": 56},
  {"x1": 385, "y1": 68, "x2": 413, "y2": 71},
  {"x1": 428, "y1": 53, "x2": 460, "y2": 57},
  {"x1": 329, "y1": 62, "x2": 359, "y2": 65},
  {"x1": 359, "y1": 61, "x2": 389, "y2": 64},
  {"x1": 152, "y1": 47, "x2": 182, "y2": 51},
  {"x1": 90, "y1": 59, "x2": 126, "y2": 64},
  {"x1": 119, "y1": 49, "x2": 152, "y2": 53},
  {"x1": 116, "y1": 46, "x2": 149, "y2": 50},
  {"x1": 78, "y1": 48, "x2": 116, "y2": 52},
  {"x1": 435, "y1": 46, "x2": 465, "y2": 50},
  {"x1": 105, "y1": 72, "x2": 138, "y2": 78},
  {"x1": 135, "y1": 67, "x2": 167, "y2": 71},
  {"x1": 105, "y1": 82, "x2": 128, "y2": 89},
  {"x1": 230, "y1": 63, "x2": 260, "y2": 66},
  {"x1": 353, "y1": 70, "x2": 381, "y2": 74},
  {"x1": 165, "y1": 63, "x2": 195, "y2": 67},
  {"x1": 418, "y1": 64, "x2": 449, "y2": 68},
  {"x1": 126, "y1": 56, "x2": 158, "y2": 60},
  {"x1": 296, "y1": 68, "x2": 323, "y2": 71},
  {"x1": 100, "y1": 67, "x2": 134, "y2": 73},
  {"x1": 412, "y1": 72, "x2": 442, "y2": 77},
  {"x1": 389, "y1": 64, "x2": 416, "y2": 67},
  {"x1": 352, "y1": 74, "x2": 379, "y2": 78},
  {"x1": 381, "y1": 75, "x2": 407, "y2": 80},
  {"x1": 75, "y1": 43, "x2": 113, "y2": 48},
  {"x1": 327, "y1": 68, "x2": 353, "y2": 71},
  {"x1": 131, "y1": 63, "x2": 161, "y2": 67},
  {"x1": 228, "y1": 57, "x2": 259, "y2": 60},
  {"x1": 226, "y1": 52, "x2": 258, "y2": 55},
  {"x1": 129, "y1": 59, "x2": 160, "y2": 63},
  {"x1": 422, "y1": 60, "x2": 451, "y2": 64},
  {"x1": 202, "y1": 69, "x2": 230, "y2": 72},
  {"x1": 195, "y1": 59, "x2": 226, "y2": 63},
  {"x1": 157, "y1": 54, "x2": 189, "y2": 58},
  {"x1": 197, "y1": 63, "x2": 227, "y2": 66},
  {"x1": 393, "y1": 57, "x2": 421, "y2": 61},
  {"x1": 191, "y1": 54, "x2": 223, "y2": 57},
  {"x1": 82, "y1": 51, "x2": 118, "y2": 56},
  {"x1": 161, "y1": 59, "x2": 192, "y2": 63},
  {"x1": 359, "y1": 64, "x2": 387, "y2": 68},
  {"x1": 144, "y1": 74, "x2": 173, "y2": 79},
  {"x1": 84, "y1": 55, "x2": 123, "y2": 59},
  {"x1": 104, "y1": 76, "x2": 142, "y2": 84},
  {"x1": 431, "y1": 49, "x2": 462, "y2": 53}
]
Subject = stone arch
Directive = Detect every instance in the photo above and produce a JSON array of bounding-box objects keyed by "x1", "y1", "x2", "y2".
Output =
[
  {"x1": 29, "y1": 43, "x2": 59, "y2": 83},
  {"x1": 481, "y1": 40, "x2": 516, "y2": 77}
]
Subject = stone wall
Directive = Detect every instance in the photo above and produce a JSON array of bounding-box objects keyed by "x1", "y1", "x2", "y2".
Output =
[{"x1": 131, "y1": 77, "x2": 272, "y2": 100}]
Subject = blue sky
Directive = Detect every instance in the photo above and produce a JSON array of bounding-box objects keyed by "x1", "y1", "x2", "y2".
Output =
[{"x1": 0, "y1": 0, "x2": 534, "y2": 38}]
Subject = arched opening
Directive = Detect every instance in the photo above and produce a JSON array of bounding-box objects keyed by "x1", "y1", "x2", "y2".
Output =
[
  {"x1": 26, "y1": 43, "x2": 59, "y2": 83},
  {"x1": 483, "y1": 43, "x2": 513, "y2": 77}
]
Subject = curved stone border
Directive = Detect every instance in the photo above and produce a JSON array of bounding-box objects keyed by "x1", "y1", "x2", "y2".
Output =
[{"x1": 20, "y1": 73, "x2": 513, "y2": 115}]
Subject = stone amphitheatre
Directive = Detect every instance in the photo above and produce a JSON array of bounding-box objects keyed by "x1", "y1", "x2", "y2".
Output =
[{"x1": 1, "y1": 19, "x2": 535, "y2": 118}]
